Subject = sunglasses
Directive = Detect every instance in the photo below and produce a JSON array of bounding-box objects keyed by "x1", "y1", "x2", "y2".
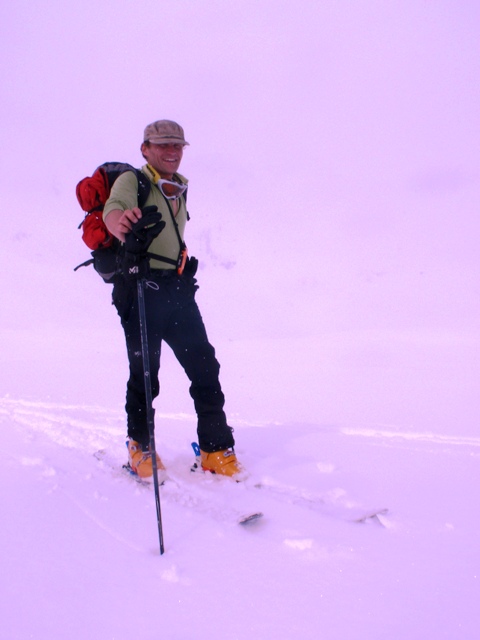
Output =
[{"x1": 157, "y1": 179, "x2": 187, "y2": 200}]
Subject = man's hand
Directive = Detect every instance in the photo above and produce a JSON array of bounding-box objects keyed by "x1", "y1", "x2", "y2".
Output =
[
  {"x1": 122, "y1": 207, "x2": 165, "y2": 280},
  {"x1": 104, "y1": 207, "x2": 143, "y2": 242}
]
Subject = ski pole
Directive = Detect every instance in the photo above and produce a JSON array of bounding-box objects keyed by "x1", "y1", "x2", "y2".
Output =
[{"x1": 137, "y1": 277, "x2": 165, "y2": 555}]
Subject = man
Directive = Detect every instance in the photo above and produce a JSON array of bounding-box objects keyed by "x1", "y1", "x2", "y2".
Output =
[{"x1": 103, "y1": 119, "x2": 241, "y2": 479}]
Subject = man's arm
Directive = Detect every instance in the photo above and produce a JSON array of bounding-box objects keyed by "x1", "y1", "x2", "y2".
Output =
[
  {"x1": 103, "y1": 170, "x2": 144, "y2": 242},
  {"x1": 104, "y1": 207, "x2": 143, "y2": 242}
]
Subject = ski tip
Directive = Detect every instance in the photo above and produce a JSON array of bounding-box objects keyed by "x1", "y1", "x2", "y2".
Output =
[
  {"x1": 238, "y1": 512, "x2": 264, "y2": 526},
  {"x1": 353, "y1": 508, "x2": 389, "y2": 525}
]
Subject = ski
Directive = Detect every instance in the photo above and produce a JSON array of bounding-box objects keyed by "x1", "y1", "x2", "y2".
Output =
[{"x1": 189, "y1": 443, "x2": 386, "y2": 527}]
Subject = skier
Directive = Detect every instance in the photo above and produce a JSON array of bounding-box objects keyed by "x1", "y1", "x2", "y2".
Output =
[{"x1": 103, "y1": 119, "x2": 241, "y2": 479}]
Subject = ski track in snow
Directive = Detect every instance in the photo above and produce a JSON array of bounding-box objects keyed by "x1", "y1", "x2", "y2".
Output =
[{"x1": 342, "y1": 426, "x2": 480, "y2": 448}]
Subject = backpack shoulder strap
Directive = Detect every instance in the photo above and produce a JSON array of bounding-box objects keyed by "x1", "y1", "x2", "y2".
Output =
[{"x1": 135, "y1": 168, "x2": 151, "y2": 209}]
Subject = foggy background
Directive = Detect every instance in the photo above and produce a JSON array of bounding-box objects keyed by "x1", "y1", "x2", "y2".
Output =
[{"x1": 1, "y1": 0, "x2": 479, "y2": 434}]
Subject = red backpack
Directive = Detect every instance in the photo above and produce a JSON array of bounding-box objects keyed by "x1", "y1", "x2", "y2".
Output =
[{"x1": 75, "y1": 162, "x2": 151, "y2": 282}]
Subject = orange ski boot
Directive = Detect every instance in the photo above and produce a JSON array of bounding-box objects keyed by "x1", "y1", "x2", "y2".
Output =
[
  {"x1": 200, "y1": 448, "x2": 243, "y2": 479},
  {"x1": 127, "y1": 439, "x2": 166, "y2": 481}
]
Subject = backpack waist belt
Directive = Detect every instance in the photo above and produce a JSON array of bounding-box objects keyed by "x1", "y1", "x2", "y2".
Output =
[{"x1": 149, "y1": 268, "x2": 177, "y2": 278}]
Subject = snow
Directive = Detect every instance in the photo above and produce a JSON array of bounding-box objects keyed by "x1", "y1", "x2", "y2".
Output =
[
  {"x1": 2, "y1": 1, "x2": 480, "y2": 638},
  {"x1": 2, "y1": 396, "x2": 480, "y2": 639}
]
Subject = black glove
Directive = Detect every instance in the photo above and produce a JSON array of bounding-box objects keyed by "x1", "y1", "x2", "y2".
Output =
[
  {"x1": 184, "y1": 255, "x2": 199, "y2": 278},
  {"x1": 123, "y1": 206, "x2": 165, "y2": 280}
]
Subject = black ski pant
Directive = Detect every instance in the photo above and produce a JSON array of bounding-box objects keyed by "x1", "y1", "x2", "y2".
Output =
[{"x1": 112, "y1": 272, "x2": 234, "y2": 453}]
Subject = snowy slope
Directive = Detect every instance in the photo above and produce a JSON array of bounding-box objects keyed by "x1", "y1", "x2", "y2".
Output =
[{"x1": 2, "y1": 397, "x2": 479, "y2": 640}]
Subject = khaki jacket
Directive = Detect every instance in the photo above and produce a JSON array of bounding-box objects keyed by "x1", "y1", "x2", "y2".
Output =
[{"x1": 103, "y1": 166, "x2": 188, "y2": 270}]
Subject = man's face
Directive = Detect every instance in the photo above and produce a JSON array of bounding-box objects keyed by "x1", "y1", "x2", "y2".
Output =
[{"x1": 141, "y1": 142, "x2": 184, "y2": 178}]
